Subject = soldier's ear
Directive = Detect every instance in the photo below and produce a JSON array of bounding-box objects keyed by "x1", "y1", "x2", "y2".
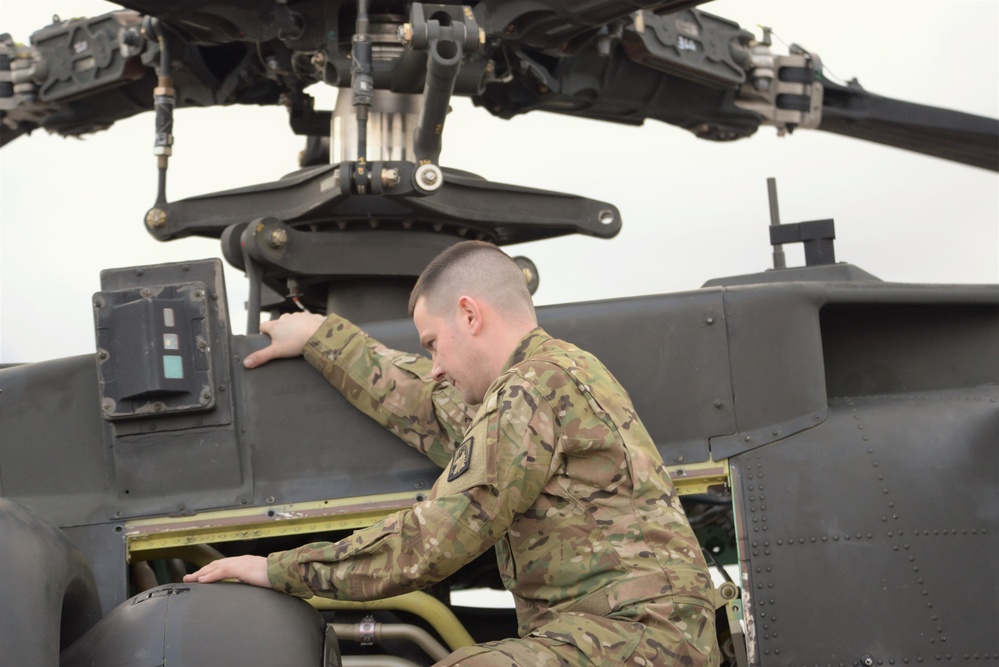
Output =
[{"x1": 456, "y1": 295, "x2": 483, "y2": 335}]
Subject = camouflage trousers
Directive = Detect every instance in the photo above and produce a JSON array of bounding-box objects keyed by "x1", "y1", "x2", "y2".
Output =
[{"x1": 433, "y1": 602, "x2": 720, "y2": 667}]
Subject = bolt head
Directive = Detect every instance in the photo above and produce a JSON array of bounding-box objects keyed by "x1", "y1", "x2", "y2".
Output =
[
  {"x1": 414, "y1": 164, "x2": 443, "y2": 192},
  {"x1": 267, "y1": 227, "x2": 288, "y2": 248},
  {"x1": 381, "y1": 167, "x2": 400, "y2": 188},
  {"x1": 397, "y1": 23, "x2": 413, "y2": 46},
  {"x1": 122, "y1": 29, "x2": 142, "y2": 47},
  {"x1": 145, "y1": 208, "x2": 168, "y2": 229}
]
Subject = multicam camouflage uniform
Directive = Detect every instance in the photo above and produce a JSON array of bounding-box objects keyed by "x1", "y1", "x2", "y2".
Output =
[{"x1": 268, "y1": 315, "x2": 720, "y2": 666}]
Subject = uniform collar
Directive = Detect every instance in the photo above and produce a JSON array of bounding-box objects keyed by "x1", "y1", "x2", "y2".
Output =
[{"x1": 500, "y1": 327, "x2": 550, "y2": 375}]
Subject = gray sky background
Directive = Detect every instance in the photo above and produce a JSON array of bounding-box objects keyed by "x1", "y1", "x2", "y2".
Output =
[{"x1": 2, "y1": 0, "x2": 997, "y2": 363}]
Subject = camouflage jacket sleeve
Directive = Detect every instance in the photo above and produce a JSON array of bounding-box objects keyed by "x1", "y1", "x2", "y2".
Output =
[
  {"x1": 303, "y1": 314, "x2": 474, "y2": 468},
  {"x1": 266, "y1": 373, "x2": 562, "y2": 600}
]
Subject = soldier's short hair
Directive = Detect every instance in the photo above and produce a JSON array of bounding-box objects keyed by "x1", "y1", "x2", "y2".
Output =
[{"x1": 408, "y1": 240, "x2": 535, "y2": 318}]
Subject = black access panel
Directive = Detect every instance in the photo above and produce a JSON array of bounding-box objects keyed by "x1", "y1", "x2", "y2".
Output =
[
  {"x1": 94, "y1": 259, "x2": 231, "y2": 424},
  {"x1": 731, "y1": 392, "x2": 999, "y2": 665}
]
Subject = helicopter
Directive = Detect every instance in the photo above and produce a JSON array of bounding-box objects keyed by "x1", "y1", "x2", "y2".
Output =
[{"x1": 0, "y1": 1, "x2": 997, "y2": 666}]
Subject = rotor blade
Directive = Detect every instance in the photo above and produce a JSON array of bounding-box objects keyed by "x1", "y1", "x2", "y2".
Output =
[{"x1": 819, "y1": 80, "x2": 999, "y2": 171}]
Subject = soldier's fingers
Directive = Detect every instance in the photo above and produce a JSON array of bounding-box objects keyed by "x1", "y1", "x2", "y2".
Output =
[
  {"x1": 187, "y1": 561, "x2": 235, "y2": 583},
  {"x1": 245, "y1": 318, "x2": 284, "y2": 368},
  {"x1": 183, "y1": 561, "x2": 221, "y2": 583},
  {"x1": 243, "y1": 345, "x2": 279, "y2": 369}
]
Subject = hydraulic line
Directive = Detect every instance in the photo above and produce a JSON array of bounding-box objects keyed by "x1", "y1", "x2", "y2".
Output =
[
  {"x1": 351, "y1": 0, "x2": 373, "y2": 174},
  {"x1": 331, "y1": 621, "x2": 450, "y2": 662},
  {"x1": 308, "y1": 591, "x2": 476, "y2": 652},
  {"x1": 145, "y1": 17, "x2": 174, "y2": 207}
]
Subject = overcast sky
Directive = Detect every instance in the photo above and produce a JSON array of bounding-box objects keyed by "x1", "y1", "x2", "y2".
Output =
[{"x1": 2, "y1": 0, "x2": 997, "y2": 363}]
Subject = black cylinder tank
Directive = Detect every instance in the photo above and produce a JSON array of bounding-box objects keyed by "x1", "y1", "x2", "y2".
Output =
[{"x1": 61, "y1": 582, "x2": 337, "y2": 667}]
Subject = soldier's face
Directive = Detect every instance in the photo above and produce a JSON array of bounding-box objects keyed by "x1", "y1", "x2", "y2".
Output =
[
  {"x1": 413, "y1": 297, "x2": 488, "y2": 404},
  {"x1": 413, "y1": 299, "x2": 482, "y2": 404}
]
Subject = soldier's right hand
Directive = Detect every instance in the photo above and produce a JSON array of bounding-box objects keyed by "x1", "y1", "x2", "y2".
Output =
[
  {"x1": 183, "y1": 555, "x2": 270, "y2": 588},
  {"x1": 243, "y1": 312, "x2": 327, "y2": 369}
]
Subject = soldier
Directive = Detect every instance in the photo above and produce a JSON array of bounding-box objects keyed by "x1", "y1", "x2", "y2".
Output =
[{"x1": 185, "y1": 240, "x2": 720, "y2": 666}]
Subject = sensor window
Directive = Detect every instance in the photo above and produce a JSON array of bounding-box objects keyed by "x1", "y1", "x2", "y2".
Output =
[{"x1": 163, "y1": 355, "x2": 184, "y2": 379}]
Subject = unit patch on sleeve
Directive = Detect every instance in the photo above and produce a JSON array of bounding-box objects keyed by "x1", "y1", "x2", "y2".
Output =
[{"x1": 448, "y1": 436, "x2": 473, "y2": 481}]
